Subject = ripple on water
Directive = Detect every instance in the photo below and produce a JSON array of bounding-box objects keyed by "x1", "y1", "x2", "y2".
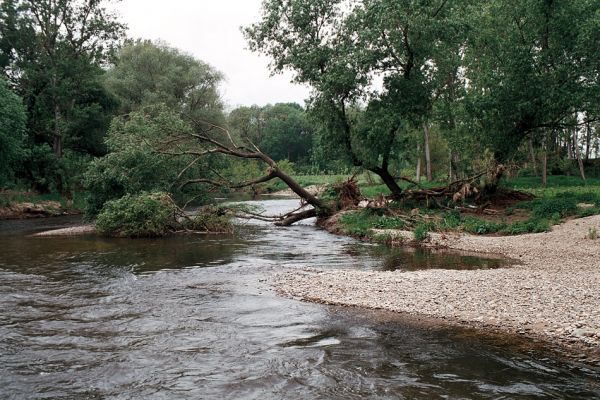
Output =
[{"x1": 0, "y1": 199, "x2": 598, "y2": 399}]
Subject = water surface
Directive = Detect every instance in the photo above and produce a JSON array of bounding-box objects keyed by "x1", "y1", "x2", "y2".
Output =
[{"x1": 0, "y1": 199, "x2": 598, "y2": 399}]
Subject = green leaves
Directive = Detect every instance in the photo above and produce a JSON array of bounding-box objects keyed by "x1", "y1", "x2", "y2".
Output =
[
  {"x1": 104, "y1": 40, "x2": 224, "y2": 123},
  {"x1": 0, "y1": 78, "x2": 26, "y2": 185}
]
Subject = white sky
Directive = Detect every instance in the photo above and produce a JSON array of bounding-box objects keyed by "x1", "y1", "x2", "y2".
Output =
[{"x1": 113, "y1": 0, "x2": 311, "y2": 108}]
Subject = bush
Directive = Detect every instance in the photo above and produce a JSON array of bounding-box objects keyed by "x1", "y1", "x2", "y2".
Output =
[
  {"x1": 500, "y1": 218, "x2": 550, "y2": 235},
  {"x1": 95, "y1": 192, "x2": 233, "y2": 238},
  {"x1": 531, "y1": 197, "x2": 578, "y2": 219},
  {"x1": 184, "y1": 206, "x2": 233, "y2": 233},
  {"x1": 413, "y1": 223, "x2": 430, "y2": 242},
  {"x1": 462, "y1": 216, "x2": 505, "y2": 234},
  {"x1": 83, "y1": 107, "x2": 211, "y2": 217},
  {"x1": 96, "y1": 192, "x2": 179, "y2": 237}
]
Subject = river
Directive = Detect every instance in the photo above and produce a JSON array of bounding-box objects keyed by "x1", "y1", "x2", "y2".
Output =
[{"x1": 0, "y1": 198, "x2": 598, "y2": 399}]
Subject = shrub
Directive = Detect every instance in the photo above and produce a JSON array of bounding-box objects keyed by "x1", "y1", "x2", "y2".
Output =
[
  {"x1": 373, "y1": 215, "x2": 406, "y2": 229},
  {"x1": 439, "y1": 210, "x2": 462, "y2": 230},
  {"x1": 500, "y1": 218, "x2": 550, "y2": 235},
  {"x1": 531, "y1": 197, "x2": 578, "y2": 219},
  {"x1": 413, "y1": 223, "x2": 430, "y2": 242},
  {"x1": 339, "y1": 210, "x2": 374, "y2": 237},
  {"x1": 462, "y1": 217, "x2": 505, "y2": 234},
  {"x1": 184, "y1": 206, "x2": 233, "y2": 233},
  {"x1": 96, "y1": 192, "x2": 179, "y2": 237}
]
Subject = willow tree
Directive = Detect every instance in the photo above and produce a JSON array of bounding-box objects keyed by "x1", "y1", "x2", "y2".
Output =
[
  {"x1": 464, "y1": 0, "x2": 600, "y2": 184},
  {"x1": 245, "y1": 0, "x2": 469, "y2": 199}
]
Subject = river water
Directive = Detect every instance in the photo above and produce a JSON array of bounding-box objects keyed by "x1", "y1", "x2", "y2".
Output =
[{"x1": 0, "y1": 198, "x2": 598, "y2": 399}]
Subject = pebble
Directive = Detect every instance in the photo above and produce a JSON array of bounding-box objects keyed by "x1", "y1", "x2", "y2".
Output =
[{"x1": 275, "y1": 215, "x2": 600, "y2": 351}]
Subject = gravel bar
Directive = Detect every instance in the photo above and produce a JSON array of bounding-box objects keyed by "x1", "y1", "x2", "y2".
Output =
[{"x1": 275, "y1": 215, "x2": 600, "y2": 354}]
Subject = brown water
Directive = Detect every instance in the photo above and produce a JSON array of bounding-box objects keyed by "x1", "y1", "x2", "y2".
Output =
[{"x1": 0, "y1": 198, "x2": 598, "y2": 399}]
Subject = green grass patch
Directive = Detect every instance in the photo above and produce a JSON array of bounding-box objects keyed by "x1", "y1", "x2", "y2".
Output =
[{"x1": 338, "y1": 209, "x2": 407, "y2": 238}]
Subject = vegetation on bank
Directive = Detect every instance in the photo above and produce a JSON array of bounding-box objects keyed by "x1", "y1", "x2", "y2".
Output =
[
  {"x1": 336, "y1": 176, "x2": 600, "y2": 243},
  {"x1": 0, "y1": 190, "x2": 85, "y2": 219},
  {"x1": 1, "y1": 0, "x2": 599, "y2": 234}
]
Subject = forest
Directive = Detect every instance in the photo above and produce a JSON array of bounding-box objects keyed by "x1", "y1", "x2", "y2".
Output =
[{"x1": 0, "y1": 0, "x2": 599, "y2": 233}]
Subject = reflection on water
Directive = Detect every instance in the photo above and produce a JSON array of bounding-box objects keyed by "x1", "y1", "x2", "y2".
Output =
[{"x1": 0, "y1": 199, "x2": 598, "y2": 399}]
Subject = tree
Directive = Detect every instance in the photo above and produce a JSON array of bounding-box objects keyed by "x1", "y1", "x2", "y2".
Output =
[
  {"x1": 245, "y1": 0, "x2": 468, "y2": 199},
  {"x1": 86, "y1": 42, "x2": 227, "y2": 215},
  {"x1": 105, "y1": 40, "x2": 224, "y2": 123},
  {"x1": 0, "y1": 78, "x2": 26, "y2": 186},
  {"x1": 0, "y1": 0, "x2": 125, "y2": 158},
  {"x1": 463, "y1": 0, "x2": 600, "y2": 183},
  {"x1": 84, "y1": 106, "x2": 215, "y2": 216},
  {"x1": 228, "y1": 103, "x2": 314, "y2": 165}
]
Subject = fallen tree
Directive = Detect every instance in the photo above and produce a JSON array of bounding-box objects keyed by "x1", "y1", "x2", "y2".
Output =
[{"x1": 156, "y1": 119, "x2": 520, "y2": 226}]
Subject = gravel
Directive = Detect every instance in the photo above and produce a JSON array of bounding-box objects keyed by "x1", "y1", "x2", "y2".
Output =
[
  {"x1": 275, "y1": 215, "x2": 600, "y2": 353},
  {"x1": 33, "y1": 225, "x2": 96, "y2": 236}
]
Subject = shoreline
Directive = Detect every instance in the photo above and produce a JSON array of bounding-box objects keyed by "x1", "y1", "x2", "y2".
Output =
[{"x1": 275, "y1": 214, "x2": 600, "y2": 363}]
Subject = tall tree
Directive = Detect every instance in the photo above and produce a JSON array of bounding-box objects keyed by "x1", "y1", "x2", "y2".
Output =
[
  {"x1": 0, "y1": 78, "x2": 27, "y2": 186},
  {"x1": 0, "y1": 0, "x2": 125, "y2": 158},
  {"x1": 246, "y1": 0, "x2": 468, "y2": 198},
  {"x1": 464, "y1": 0, "x2": 600, "y2": 178},
  {"x1": 104, "y1": 40, "x2": 224, "y2": 123}
]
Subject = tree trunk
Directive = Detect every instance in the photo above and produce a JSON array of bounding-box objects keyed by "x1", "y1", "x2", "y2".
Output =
[
  {"x1": 416, "y1": 143, "x2": 422, "y2": 183},
  {"x1": 371, "y1": 166, "x2": 403, "y2": 200},
  {"x1": 423, "y1": 123, "x2": 432, "y2": 181},
  {"x1": 451, "y1": 152, "x2": 461, "y2": 181},
  {"x1": 528, "y1": 137, "x2": 537, "y2": 176},
  {"x1": 53, "y1": 103, "x2": 63, "y2": 158},
  {"x1": 585, "y1": 118, "x2": 591, "y2": 160},
  {"x1": 275, "y1": 209, "x2": 317, "y2": 226},
  {"x1": 273, "y1": 168, "x2": 326, "y2": 211},
  {"x1": 573, "y1": 127, "x2": 586, "y2": 180},
  {"x1": 449, "y1": 150, "x2": 454, "y2": 181},
  {"x1": 542, "y1": 140, "x2": 548, "y2": 187}
]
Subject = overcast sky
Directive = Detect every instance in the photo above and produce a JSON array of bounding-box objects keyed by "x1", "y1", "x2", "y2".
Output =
[{"x1": 113, "y1": 0, "x2": 311, "y2": 109}]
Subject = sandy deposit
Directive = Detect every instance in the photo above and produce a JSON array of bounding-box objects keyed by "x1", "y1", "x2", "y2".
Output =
[
  {"x1": 33, "y1": 224, "x2": 96, "y2": 236},
  {"x1": 275, "y1": 214, "x2": 600, "y2": 356}
]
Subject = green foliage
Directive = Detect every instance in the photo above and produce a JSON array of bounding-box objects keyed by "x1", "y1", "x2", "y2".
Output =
[
  {"x1": 413, "y1": 224, "x2": 430, "y2": 242},
  {"x1": 84, "y1": 107, "x2": 210, "y2": 216},
  {"x1": 461, "y1": 217, "x2": 505, "y2": 235},
  {"x1": 105, "y1": 40, "x2": 224, "y2": 122},
  {"x1": 587, "y1": 227, "x2": 599, "y2": 240},
  {"x1": 516, "y1": 191, "x2": 600, "y2": 220},
  {"x1": 184, "y1": 207, "x2": 233, "y2": 233},
  {"x1": 339, "y1": 209, "x2": 407, "y2": 238},
  {"x1": 245, "y1": 0, "x2": 467, "y2": 196},
  {"x1": 531, "y1": 197, "x2": 578, "y2": 219},
  {"x1": 261, "y1": 104, "x2": 313, "y2": 164},
  {"x1": 0, "y1": 78, "x2": 26, "y2": 186},
  {"x1": 96, "y1": 192, "x2": 178, "y2": 238},
  {"x1": 338, "y1": 209, "x2": 378, "y2": 237},
  {"x1": 501, "y1": 219, "x2": 551, "y2": 235},
  {"x1": 0, "y1": 0, "x2": 124, "y2": 191},
  {"x1": 227, "y1": 103, "x2": 313, "y2": 166},
  {"x1": 95, "y1": 192, "x2": 233, "y2": 238}
]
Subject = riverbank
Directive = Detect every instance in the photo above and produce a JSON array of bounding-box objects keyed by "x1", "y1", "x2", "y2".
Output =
[
  {"x1": 275, "y1": 214, "x2": 600, "y2": 361},
  {"x1": 0, "y1": 191, "x2": 83, "y2": 220}
]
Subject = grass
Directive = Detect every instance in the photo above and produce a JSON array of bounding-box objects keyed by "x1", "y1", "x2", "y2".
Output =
[{"x1": 336, "y1": 174, "x2": 600, "y2": 240}]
